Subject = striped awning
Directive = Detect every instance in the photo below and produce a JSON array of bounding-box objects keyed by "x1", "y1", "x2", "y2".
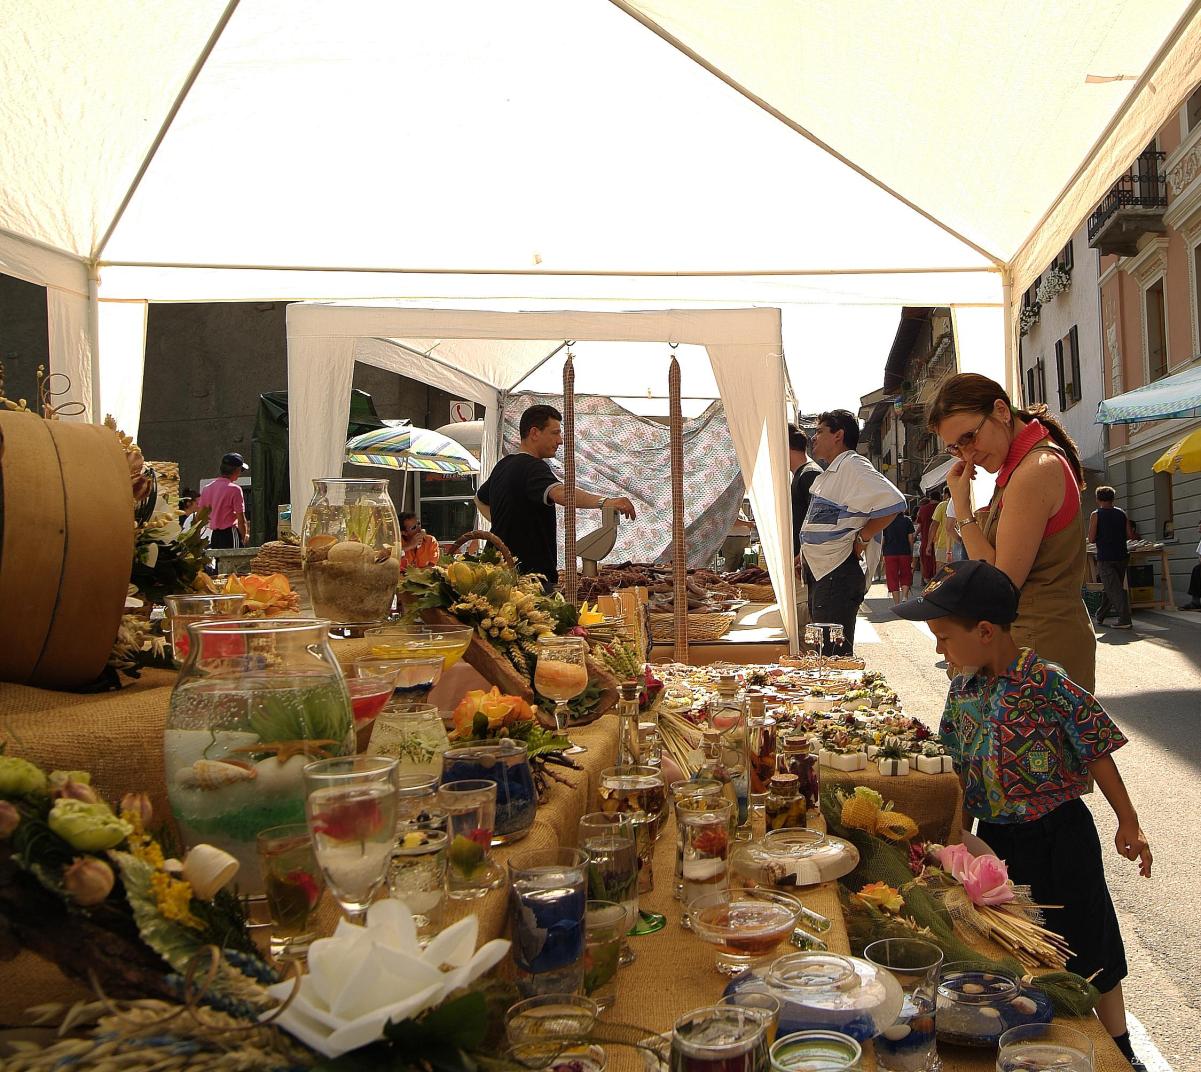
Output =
[
  {"x1": 345, "y1": 425, "x2": 480, "y2": 475},
  {"x1": 1096, "y1": 364, "x2": 1201, "y2": 425}
]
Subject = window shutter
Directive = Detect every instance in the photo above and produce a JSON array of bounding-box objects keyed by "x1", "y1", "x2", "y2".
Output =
[
  {"x1": 1026, "y1": 368, "x2": 1036, "y2": 406},
  {"x1": 1055, "y1": 340, "x2": 1066, "y2": 410},
  {"x1": 1069, "y1": 326, "x2": 1081, "y2": 402},
  {"x1": 1038, "y1": 358, "x2": 1047, "y2": 404}
]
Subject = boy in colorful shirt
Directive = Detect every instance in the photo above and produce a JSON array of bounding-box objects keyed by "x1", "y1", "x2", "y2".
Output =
[{"x1": 894, "y1": 560, "x2": 1152, "y2": 1068}]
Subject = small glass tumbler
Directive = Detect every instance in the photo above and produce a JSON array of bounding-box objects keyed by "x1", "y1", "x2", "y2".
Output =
[
  {"x1": 438, "y1": 779, "x2": 503, "y2": 899},
  {"x1": 505, "y1": 994, "x2": 603, "y2": 1071},
  {"x1": 864, "y1": 938, "x2": 943, "y2": 1072},
  {"x1": 583, "y1": 900, "x2": 624, "y2": 1010},
  {"x1": 996, "y1": 1024, "x2": 1094, "y2": 1072},
  {"x1": 670, "y1": 1005, "x2": 768, "y2": 1072},
  {"x1": 396, "y1": 772, "x2": 439, "y2": 824},
  {"x1": 354, "y1": 654, "x2": 444, "y2": 705},
  {"x1": 389, "y1": 813, "x2": 448, "y2": 942},
  {"x1": 256, "y1": 823, "x2": 324, "y2": 960},
  {"x1": 303, "y1": 755, "x2": 398, "y2": 924},
  {"x1": 720, "y1": 990, "x2": 782, "y2": 1048},
  {"x1": 677, "y1": 797, "x2": 734, "y2": 907},
  {"x1": 164, "y1": 592, "x2": 245, "y2": 664},
  {"x1": 578, "y1": 811, "x2": 639, "y2": 965},
  {"x1": 508, "y1": 848, "x2": 589, "y2": 998},
  {"x1": 769, "y1": 1030, "x2": 862, "y2": 1071},
  {"x1": 598, "y1": 765, "x2": 668, "y2": 841}
]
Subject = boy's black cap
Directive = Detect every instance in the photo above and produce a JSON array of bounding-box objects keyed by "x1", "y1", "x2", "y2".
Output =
[
  {"x1": 222, "y1": 452, "x2": 249, "y2": 471},
  {"x1": 892, "y1": 559, "x2": 1020, "y2": 624}
]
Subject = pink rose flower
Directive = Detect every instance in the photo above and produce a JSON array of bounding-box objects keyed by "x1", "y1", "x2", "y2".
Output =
[
  {"x1": 938, "y1": 842, "x2": 974, "y2": 883},
  {"x1": 962, "y1": 855, "x2": 1015, "y2": 906}
]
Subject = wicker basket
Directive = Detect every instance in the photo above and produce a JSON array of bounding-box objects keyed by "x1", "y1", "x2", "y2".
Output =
[
  {"x1": 737, "y1": 582, "x2": 777, "y2": 602},
  {"x1": 649, "y1": 611, "x2": 736, "y2": 642}
]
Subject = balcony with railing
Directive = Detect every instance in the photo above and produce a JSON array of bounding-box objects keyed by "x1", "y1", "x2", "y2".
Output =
[{"x1": 1088, "y1": 150, "x2": 1168, "y2": 256}]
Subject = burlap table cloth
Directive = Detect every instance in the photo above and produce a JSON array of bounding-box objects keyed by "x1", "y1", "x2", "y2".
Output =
[{"x1": 822, "y1": 767, "x2": 964, "y2": 847}]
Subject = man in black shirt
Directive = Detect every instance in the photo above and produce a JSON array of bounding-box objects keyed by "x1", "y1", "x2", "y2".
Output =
[
  {"x1": 476, "y1": 404, "x2": 636, "y2": 591},
  {"x1": 789, "y1": 425, "x2": 822, "y2": 561},
  {"x1": 1088, "y1": 485, "x2": 1136, "y2": 630}
]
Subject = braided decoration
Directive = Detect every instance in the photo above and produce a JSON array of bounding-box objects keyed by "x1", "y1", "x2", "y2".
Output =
[
  {"x1": 562, "y1": 347, "x2": 578, "y2": 604},
  {"x1": 669, "y1": 355, "x2": 688, "y2": 662}
]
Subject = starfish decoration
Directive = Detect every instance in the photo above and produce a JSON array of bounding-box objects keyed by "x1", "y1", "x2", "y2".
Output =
[{"x1": 231, "y1": 739, "x2": 341, "y2": 764}]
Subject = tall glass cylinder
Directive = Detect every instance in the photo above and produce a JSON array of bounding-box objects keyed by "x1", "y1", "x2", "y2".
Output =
[
  {"x1": 302, "y1": 478, "x2": 401, "y2": 630},
  {"x1": 165, "y1": 618, "x2": 354, "y2": 896}
]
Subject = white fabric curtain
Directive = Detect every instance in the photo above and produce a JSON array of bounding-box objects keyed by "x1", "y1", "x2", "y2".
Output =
[
  {"x1": 46, "y1": 288, "x2": 95, "y2": 423},
  {"x1": 288, "y1": 336, "x2": 357, "y2": 513},
  {"x1": 97, "y1": 300, "x2": 148, "y2": 437}
]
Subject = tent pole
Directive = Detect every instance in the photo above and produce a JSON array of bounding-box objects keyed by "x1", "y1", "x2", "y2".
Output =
[
  {"x1": 562, "y1": 347, "x2": 578, "y2": 605},
  {"x1": 1002, "y1": 268, "x2": 1017, "y2": 399},
  {"x1": 669, "y1": 354, "x2": 688, "y2": 663}
]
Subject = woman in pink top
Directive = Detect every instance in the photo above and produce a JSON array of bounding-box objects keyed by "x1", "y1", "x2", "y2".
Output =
[
  {"x1": 197, "y1": 452, "x2": 249, "y2": 548},
  {"x1": 925, "y1": 374, "x2": 1095, "y2": 690}
]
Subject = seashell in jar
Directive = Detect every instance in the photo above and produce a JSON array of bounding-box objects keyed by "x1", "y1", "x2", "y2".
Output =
[
  {"x1": 182, "y1": 844, "x2": 240, "y2": 899},
  {"x1": 326, "y1": 540, "x2": 375, "y2": 565},
  {"x1": 375, "y1": 544, "x2": 393, "y2": 563},
  {"x1": 305, "y1": 533, "x2": 338, "y2": 562},
  {"x1": 179, "y1": 758, "x2": 257, "y2": 790}
]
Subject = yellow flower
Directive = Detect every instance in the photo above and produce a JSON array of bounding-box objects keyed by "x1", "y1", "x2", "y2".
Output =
[
  {"x1": 150, "y1": 871, "x2": 203, "y2": 929},
  {"x1": 856, "y1": 882, "x2": 905, "y2": 914},
  {"x1": 578, "y1": 601, "x2": 605, "y2": 628}
]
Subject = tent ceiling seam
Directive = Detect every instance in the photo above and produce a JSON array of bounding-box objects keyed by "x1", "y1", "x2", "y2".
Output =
[
  {"x1": 1008, "y1": 0, "x2": 1201, "y2": 279},
  {"x1": 606, "y1": 0, "x2": 1006, "y2": 269},
  {"x1": 359, "y1": 336, "x2": 499, "y2": 396},
  {"x1": 95, "y1": 260, "x2": 998, "y2": 277},
  {"x1": 92, "y1": 0, "x2": 242, "y2": 263}
]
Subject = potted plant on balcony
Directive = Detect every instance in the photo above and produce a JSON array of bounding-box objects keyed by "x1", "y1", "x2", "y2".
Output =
[
  {"x1": 1036, "y1": 265, "x2": 1071, "y2": 305},
  {"x1": 1019, "y1": 302, "x2": 1041, "y2": 336}
]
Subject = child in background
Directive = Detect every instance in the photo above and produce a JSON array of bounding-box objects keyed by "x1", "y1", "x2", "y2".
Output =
[{"x1": 894, "y1": 560, "x2": 1152, "y2": 1070}]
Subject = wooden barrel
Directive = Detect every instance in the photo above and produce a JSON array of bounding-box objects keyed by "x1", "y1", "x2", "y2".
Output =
[{"x1": 0, "y1": 411, "x2": 135, "y2": 688}]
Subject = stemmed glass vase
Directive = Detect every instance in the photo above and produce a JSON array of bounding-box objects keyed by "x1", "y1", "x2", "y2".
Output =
[
  {"x1": 303, "y1": 755, "x2": 398, "y2": 924},
  {"x1": 534, "y1": 635, "x2": 590, "y2": 754}
]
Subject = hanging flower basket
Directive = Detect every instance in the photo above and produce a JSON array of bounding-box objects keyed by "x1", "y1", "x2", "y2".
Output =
[
  {"x1": 1018, "y1": 303, "x2": 1041, "y2": 336},
  {"x1": 1036, "y1": 266, "x2": 1071, "y2": 306}
]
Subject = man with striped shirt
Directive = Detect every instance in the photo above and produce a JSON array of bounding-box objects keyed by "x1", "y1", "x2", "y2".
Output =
[{"x1": 800, "y1": 410, "x2": 905, "y2": 653}]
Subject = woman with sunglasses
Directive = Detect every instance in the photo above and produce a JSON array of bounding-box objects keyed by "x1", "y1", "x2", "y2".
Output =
[{"x1": 925, "y1": 373, "x2": 1094, "y2": 690}]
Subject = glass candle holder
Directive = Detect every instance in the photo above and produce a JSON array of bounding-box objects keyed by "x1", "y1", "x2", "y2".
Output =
[
  {"x1": 863, "y1": 939, "x2": 942, "y2": 1072},
  {"x1": 720, "y1": 990, "x2": 782, "y2": 1048},
  {"x1": 577, "y1": 811, "x2": 639, "y2": 965},
  {"x1": 507, "y1": 848, "x2": 589, "y2": 998},
  {"x1": 164, "y1": 593, "x2": 245, "y2": 665},
  {"x1": 367, "y1": 623, "x2": 473, "y2": 672},
  {"x1": 677, "y1": 797, "x2": 734, "y2": 908},
  {"x1": 256, "y1": 822, "x2": 324, "y2": 960},
  {"x1": 670, "y1": 1005, "x2": 768, "y2": 1072},
  {"x1": 997, "y1": 1023, "x2": 1094, "y2": 1072},
  {"x1": 346, "y1": 676, "x2": 396, "y2": 751},
  {"x1": 505, "y1": 994, "x2": 603, "y2": 1071},
  {"x1": 598, "y1": 765, "x2": 668, "y2": 841},
  {"x1": 389, "y1": 812, "x2": 448, "y2": 942},
  {"x1": 354, "y1": 654, "x2": 444, "y2": 706},
  {"x1": 369, "y1": 702, "x2": 450, "y2": 777},
  {"x1": 442, "y1": 741, "x2": 537, "y2": 844},
  {"x1": 165, "y1": 617, "x2": 354, "y2": 897},
  {"x1": 303, "y1": 755, "x2": 398, "y2": 923},
  {"x1": 396, "y1": 772, "x2": 439, "y2": 824},
  {"x1": 437, "y1": 779, "x2": 503, "y2": 899},
  {"x1": 769, "y1": 1030, "x2": 861, "y2": 1071},
  {"x1": 687, "y1": 889, "x2": 803, "y2": 976},
  {"x1": 583, "y1": 900, "x2": 625, "y2": 1010}
]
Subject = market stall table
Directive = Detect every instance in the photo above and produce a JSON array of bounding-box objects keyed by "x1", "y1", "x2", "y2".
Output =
[{"x1": 650, "y1": 602, "x2": 789, "y2": 666}]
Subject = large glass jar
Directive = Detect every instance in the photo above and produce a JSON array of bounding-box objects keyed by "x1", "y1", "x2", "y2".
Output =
[
  {"x1": 164, "y1": 619, "x2": 355, "y2": 895},
  {"x1": 440, "y1": 740, "x2": 538, "y2": 844},
  {"x1": 302, "y1": 478, "x2": 401, "y2": 630}
]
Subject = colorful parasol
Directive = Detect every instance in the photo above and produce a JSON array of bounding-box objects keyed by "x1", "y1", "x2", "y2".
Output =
[
  {"x1": 1151, "y1": 426, "x2": 1201, "y2": 475},
  {"x1": 345, "y1": 424, "x2": 480, "y2": 476}
]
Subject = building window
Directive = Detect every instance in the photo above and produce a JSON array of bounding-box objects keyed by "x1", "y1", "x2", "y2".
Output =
[
  {"x1": 1154, "y1": 470, "x2": 1175, "y2": 541},
  {"x1": 1187, "y1": 85, "x2": 1201, "y2": 134},
  {"x1": 1054, "y1": 328, "x2": 1081, "y2": 410},
  {"x1": 1054, "y1": 240, "x2": 1074, "y2": 272},
  {"x1": 1022, "y1": 279, "x2": 1040, "y2": 310},
  {"x1": 1033, "y1": 356, "x2": 1047, "y2": 404},
  {"x1": 1026, "y1": 366, "x2": 1036, "y2": 407},
  {"x1": 416, "y1": 472, "x2": 479, "y2": 546},
  {"x1": 1145, "y1": 277, "x2": 1169, "y2": 382}
]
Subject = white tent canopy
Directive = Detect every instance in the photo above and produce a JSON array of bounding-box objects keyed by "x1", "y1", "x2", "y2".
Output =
[
  {"x1": 1, "y1": 1, "x2": 1199, "y2": 436},
  {"x1": 288, "y1": 303, "x2": 800, "y2": 646}
]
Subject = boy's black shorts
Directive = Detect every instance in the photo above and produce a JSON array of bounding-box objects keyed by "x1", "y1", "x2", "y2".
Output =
[{"x1": 978, "y1": 797, "x2": 1127, "y2": 993}]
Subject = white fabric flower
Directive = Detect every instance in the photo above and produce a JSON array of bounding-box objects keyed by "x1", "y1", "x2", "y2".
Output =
[{"x1": 264, "y1": 899, "x2": 509, "y2": 1057}]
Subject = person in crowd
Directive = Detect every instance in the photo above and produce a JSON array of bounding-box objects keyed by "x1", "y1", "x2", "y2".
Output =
[
  {"x1": 178, "y1": 488, "x2": 198, "y2": 531},
  {"x1": 944, "y1": 495, "x2": 968, "y2": 562},
  {"x1": 1179, "y1": 519, "x2": 1201, "y2": 610},
  {"x1": 926, "y1": 373, "x2": 1096, "y2": 690},
  {"x1": 196, "y1": 452, "x2": 249, "y2": 548},
  {"x1": 789, "y1": 424, "x2": 822, "y2": 562},
  {"x1": 1088, "y1": 486, "x2": 1136, "y2": 630},
  {"x1": 398, "y1": 512, "x2": 440, "y2": 570},
  {"x1": 915, "y1": 493, "x2": 937, "y2": 582},
  {"x1": 881, "y1": 508, "x2": 916, "y2": 604},
  {"x1": 929, "y1": 487, "x2": 954, "y2": 566},
  {"x1": 800, "y1": 408, "x2": 904, "y2": 653},
  {"x1": 894, "y1": 560, "x2": 1151, "y2": 1071},
  {"x1": 475, "y1": 404, "x2": 636, "y2": 592}
]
